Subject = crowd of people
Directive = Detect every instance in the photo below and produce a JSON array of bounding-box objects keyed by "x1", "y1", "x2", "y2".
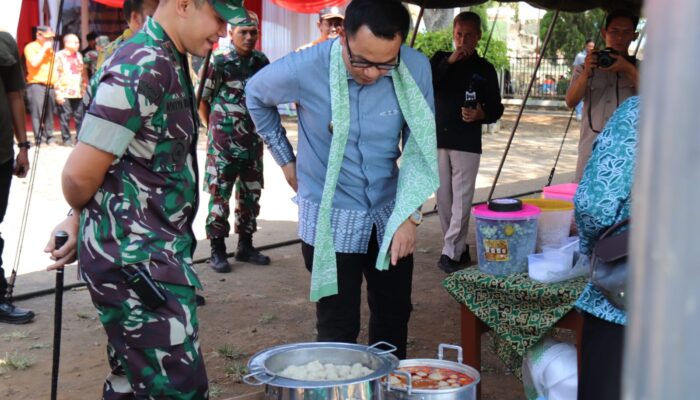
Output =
[{"x1": 1, "y1": 1, "x2": 641, "y2": 399}]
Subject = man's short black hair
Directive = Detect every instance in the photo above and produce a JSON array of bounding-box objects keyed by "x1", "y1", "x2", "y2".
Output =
[
  {"x1": 605, "y1": 9, "x2": 639, "y2": 29},
  {"x1": 123, "y1": 0, "x2": 145, "y2": 24},
  {"x1": 585, "y1": 38, "x2": 594, "y2": 45},
  {"x1": 453, "y1": 11, "x2": 481, "y2": 31},
  {"x1": 343, "y1": 0, "x2": 410, "y2": 42},
  {"x1": 86, "y1": 32, "x2": 97, "y2": 41}
]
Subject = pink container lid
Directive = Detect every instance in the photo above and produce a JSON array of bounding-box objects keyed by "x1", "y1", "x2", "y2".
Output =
[
  {"x1": 543, "y1": 183, "x2": 578, "y2": 197},
  {"x1": 472, "y1": 203, "x2": 541, "y2": 220}
]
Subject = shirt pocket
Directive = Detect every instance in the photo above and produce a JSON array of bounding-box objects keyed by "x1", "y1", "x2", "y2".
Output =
[{"x1": 152, "y1": 110, "x2": 194, "y2": 173}]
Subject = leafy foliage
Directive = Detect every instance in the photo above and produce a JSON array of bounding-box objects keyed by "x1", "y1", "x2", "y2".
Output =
[
  {"x1": 539, "y1": 9, "x2": 607, "y2": 60},
  {"x1": 412, "y1": 29, "x2": 509, "y2": 71}
]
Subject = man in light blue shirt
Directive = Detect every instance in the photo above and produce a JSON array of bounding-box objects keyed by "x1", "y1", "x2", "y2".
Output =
[{"x1": 246, "y1": 0, "x2": 434, "y2": 359}]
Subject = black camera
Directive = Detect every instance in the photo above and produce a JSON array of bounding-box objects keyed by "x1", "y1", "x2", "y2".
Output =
[{"x1": 596, "y1": 48, "x2": 617, "y2": 68}]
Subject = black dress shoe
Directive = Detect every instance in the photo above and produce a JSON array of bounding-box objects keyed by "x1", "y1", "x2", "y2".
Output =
[
  {"x1": 0, "y1": 302, "x2": 35, "y2": 324},
  {"x1": 195, "y1": 294, "x2": 206, "y2": 307},
  {"x1": 437, "y1": 254, "x2": 465, "y2": 274}
]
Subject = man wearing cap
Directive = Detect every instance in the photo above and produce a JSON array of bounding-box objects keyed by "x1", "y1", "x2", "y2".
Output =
[
  {"x1": 24, "y1": 26, "x2": 57, "y2": 145},
  {"x1": 296, "y1": 7, "x2": 344, "y2": 51},
  {"x1": 43, "y1": 0, "x2": 249, "y2": 397},
  {"x1": 199, "y1": 12, "x2": 271, "y2": 272}
]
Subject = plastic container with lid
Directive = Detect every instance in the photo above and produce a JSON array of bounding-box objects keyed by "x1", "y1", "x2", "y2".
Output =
[
  {"x1": 473, "y1": 201, "x2": 540, "y2": 275},
  {"x1": 542, "y1": 183, "x2": 578, "y2": 203},
  {"x1": 522, "y1": 199, "x2": 574, "y2": 252}
]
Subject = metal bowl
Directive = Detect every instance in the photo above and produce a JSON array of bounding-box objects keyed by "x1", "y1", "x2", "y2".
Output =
[{"x1": 245, "y1": 342, "x2": 399, "y2": 389}]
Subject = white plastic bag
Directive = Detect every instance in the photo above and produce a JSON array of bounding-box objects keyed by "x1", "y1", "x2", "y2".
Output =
[
  {"x1": 522, "y1": 338, "x2": 578, "y2": 400},
  {"x1": 529, "y1": 238, "x2": 589, "y2": 283}
]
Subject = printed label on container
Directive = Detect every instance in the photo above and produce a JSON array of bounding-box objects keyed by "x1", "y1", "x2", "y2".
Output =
[{"x1": 483, "y1": 239, "x2": 510, "y2": 262}]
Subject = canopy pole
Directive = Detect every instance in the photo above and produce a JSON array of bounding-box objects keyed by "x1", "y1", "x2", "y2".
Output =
[
  {"x1": 409, "y1": 5, "x2": 425, "y2": 48},
  {"x1": 487, "y1": 8, "x2": 560, "y2": 201}
]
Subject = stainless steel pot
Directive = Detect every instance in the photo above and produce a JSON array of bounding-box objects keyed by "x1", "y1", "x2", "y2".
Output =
[
  {"x1": 384, "y1": 344, "x2": 480, "y2": 400},
  {"x1": 244, "y1": 342, "x2": 399, "y2": 400}
]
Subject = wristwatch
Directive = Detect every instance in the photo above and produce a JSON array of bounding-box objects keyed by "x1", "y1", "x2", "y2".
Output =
[
  {"x1": 17, "y1": 141, "x2": 31, "y2": 150},
  {"x1": 408, "y1": 209, "x2": 423, "y2": 226}
]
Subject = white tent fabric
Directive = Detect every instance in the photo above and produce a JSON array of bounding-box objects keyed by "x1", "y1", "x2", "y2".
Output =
[{"x1": 262, "y1": 0, "x2": 318, "y2": 62}]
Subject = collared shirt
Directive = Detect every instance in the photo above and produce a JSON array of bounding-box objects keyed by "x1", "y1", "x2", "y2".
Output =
[
  {"x1": 574, "y1": 96, "x2": 640, "y2": 325},
  {"x1": 573, "y1": 49, "x2": 587, "y2": 67},
  {"x1": 572, "y1": 61, "x2": 637, "y2": 141},
  {"x1": 246, "y1": 39, "x2": 434, "y2": 253},
  {"x1": 23, "y1": 40, "x2": 56, "y2": 85},
  {"x1": 78, "y1": 17, "x2": 201, "y2": 288},
  {"x1": 201, "y1": 46, "x2": 269, "y2": 159},
  {"x1": 54, "y1": 49, "x2": 85, "y2": 99}
]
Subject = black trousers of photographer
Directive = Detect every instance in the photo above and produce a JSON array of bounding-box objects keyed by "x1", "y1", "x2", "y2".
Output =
[
  {"x1": 0, "y1": 159, "x2": 12, "y2": 299},
  {"x1": 301, "y1": 227, "x2": 414, "y2": 359}
]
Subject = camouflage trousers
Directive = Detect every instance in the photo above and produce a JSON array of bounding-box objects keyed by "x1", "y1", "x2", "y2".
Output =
[
  {"x1": 204, "y1": 153, "x2": 263, "y2": 239},
  {"x1": 88, "y1": 279, "x2": 209, "y2": 399}
]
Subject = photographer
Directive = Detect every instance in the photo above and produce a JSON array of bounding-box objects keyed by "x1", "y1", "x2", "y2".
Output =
[{"x1": 565, "y1": 9, "x2": 639, "y2": 182}]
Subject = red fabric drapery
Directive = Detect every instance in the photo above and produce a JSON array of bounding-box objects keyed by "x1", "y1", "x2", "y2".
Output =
[
  {"x1": 17, "y1": 0, "x2": 40, "y2": 53},
  {"x1": 93, "y1": 0, "x2": 124, "y2": 8},
  {"x1": 271, "y1": 0, "x2": 346, "y2": 14}
]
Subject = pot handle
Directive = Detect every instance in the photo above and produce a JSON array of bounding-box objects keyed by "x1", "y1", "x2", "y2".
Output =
[
  {"x1": 242, "y1": 368, "x2": 275, "y2": 386},
  {"x1": 367, "y1": 341, "x2": 397, "y2": 355},
  {"x1": 438, "y1": 343, "x2": 464, "y2": 364},
  {"x1": 386, "y1": 369, "x2": 413, "y2": 396}
]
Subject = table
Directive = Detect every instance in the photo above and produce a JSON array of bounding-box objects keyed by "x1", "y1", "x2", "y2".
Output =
[
  {"x1": 442, "y1": 268, "x2": 587, "y2": 399},
  {"x1": 461, "y1": 304, "x2": 583, "y2": 399}
]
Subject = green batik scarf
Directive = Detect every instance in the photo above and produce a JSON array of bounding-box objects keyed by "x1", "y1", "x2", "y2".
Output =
[{"x1": 310, "y1": 40, "x2": 439, "y2": 301}]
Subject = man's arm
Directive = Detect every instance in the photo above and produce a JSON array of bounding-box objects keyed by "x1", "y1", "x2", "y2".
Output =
[
  {"x1": 62, "y1": 142, "x2": 115, "y2": 209},
  {"x1": 246, "y1": 54, "x2": 301, "y2": 190},
  {"x1": 25, "y1": 42, "x2": 51, "y2": 69},
  {"x1": 480, "y1": 63, "x2": 504, "y2": 124},
  {"x1": 566, "y1": 57, "x2": 593, "y2": 108},
  {"x1": 8, "y1": 91, "x2": 29, "y2": 177}
]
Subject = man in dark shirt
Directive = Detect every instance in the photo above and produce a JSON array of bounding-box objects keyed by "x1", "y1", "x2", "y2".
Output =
[{"x1": 431, "y1": 11, "x2": 504, "y2": 273}]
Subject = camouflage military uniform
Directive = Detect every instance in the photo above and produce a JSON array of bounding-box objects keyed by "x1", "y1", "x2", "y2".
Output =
[
  {"x1": 77, "y1": 17, "x2": 207, "y2": 399},
  {"x1": 201, "y1": 46, "x2": 269, "y2": 239}
]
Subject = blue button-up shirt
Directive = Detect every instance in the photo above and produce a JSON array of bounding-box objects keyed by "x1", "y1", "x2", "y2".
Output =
[{"x1": 246, "y1": 39, "x2": 434, "y2": 253}]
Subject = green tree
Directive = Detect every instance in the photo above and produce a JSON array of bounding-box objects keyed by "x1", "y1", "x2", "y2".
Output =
[
  {"x1": 412, "y1": 30, "x2": 509, "y2": 71},
  {"x1": 538, "y1": 9, "x2": 607, "y2": 60}
]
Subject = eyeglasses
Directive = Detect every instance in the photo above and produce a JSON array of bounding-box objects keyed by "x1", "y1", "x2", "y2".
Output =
[{"x1": 345, "y1": 37, "x2": 400, "y2": 71}]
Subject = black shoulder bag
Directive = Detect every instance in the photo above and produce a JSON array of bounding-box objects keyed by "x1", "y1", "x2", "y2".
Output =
[{"x1": 590, "y1": 219, "x2": 630, "y2": 310}]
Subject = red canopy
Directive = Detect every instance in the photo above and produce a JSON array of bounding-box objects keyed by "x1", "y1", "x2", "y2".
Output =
[
  {"x1": 271, "y1": 0, "x2": 346, "y2": 14},
  {"x1": 93, "y1": 0, "x2": 124, "y2": 7}
]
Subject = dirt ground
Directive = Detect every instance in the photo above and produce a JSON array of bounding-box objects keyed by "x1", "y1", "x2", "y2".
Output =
[{"x1": 0, "y1": 111, "x2": 581, "y2": 399}]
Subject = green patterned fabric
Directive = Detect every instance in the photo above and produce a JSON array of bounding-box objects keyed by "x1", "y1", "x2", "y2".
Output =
[
  {"x1": 310, "y1": 40, "x2": 439, "y2": 301},
  {"x1": 443, "y1": 268, "x2": 586, "y2": 378}
]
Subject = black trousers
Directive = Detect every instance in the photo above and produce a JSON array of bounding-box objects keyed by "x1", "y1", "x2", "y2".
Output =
[
  {"x1": 578, "y1": 311, "x2": 625, "y2": 400},
  {"x1": 26, "y1": 83, "x2": 56, "y2": 144},
  {"x1": 0, "y1": 159, "x2": 12, "y2": 299},
  {"x1": 58, "y1": 98, "x2": 84, "y2": 143},
  {"x1": 301, "y1": 229, "x2": 414, "y2": 359}
]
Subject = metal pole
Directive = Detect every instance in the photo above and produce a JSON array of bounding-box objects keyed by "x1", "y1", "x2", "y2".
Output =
[
  {"x1": 623, "y1": 1, "x2": 700, "y2": 399},
  {"x1": 409, "y1": 5, "x2": 425, "y2": 48},
  {"x1": 487, "y1": 9, "x2": 560, "y2": 201},
  {"x1": 50, "y1": 232, "x2": 68, "y2": 400}
]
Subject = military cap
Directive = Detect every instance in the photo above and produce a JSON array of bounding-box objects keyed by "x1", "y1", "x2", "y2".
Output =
[{"x1": 210, "y1": 0, "x2": 251, "y2": 26}]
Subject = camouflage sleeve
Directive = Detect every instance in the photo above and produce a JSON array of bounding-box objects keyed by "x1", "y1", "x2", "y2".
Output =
[
  {"x1": 199, "y1": 56, "x2": 218, "y2": 104},
  {"x1": 80, "y1": 57, "x2": 170, "y2": 158}
]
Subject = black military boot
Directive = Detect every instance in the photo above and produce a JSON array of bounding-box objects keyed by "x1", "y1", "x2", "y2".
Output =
[
  {"x1": 209, "y1": 238, "x2": 231, "y2": 273},
  {"x1": 235, "y1": 234, "x2": 270, "y2": 265}
]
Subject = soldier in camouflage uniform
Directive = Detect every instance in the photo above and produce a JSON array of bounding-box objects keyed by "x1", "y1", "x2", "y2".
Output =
[
  {"x1": 199, "y1": 13, "x2": 271, "y2": 272},
  {"x1": 45, "y1": 0, "x2": 250, "y2": 398}
]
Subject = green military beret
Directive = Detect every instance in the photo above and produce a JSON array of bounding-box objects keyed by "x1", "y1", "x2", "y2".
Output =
[{"x1": 209, "y1": 0, "x2": 251, "y2": 26}]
